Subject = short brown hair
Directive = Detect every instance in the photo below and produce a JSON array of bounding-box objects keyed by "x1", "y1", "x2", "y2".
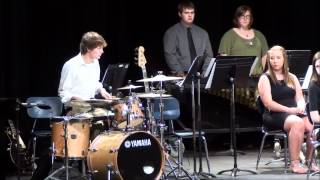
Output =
[
  {"x1": 178, "y1": 0, "x2": 195, "y2": 13},
  {"x1": 80, "y1": 31, "x2": 107, "y2": 54}
]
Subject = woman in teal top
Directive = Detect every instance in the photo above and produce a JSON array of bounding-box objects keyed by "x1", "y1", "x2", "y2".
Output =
[{"x1": 219, "y1": 5, "x2": 268, "y2": 76}]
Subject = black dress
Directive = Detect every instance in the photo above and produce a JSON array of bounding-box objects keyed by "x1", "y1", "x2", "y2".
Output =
[
  {"x1": 308, "y1": 80, "x2": 320, "y2": 112},
  {"x1": 263, "y1": 75, "x2": 297, "y2": 130}
]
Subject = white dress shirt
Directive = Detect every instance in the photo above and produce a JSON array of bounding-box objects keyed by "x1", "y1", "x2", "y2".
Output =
[{"x1": 58, "y1": 53, "x2": 102, "y2": 103}]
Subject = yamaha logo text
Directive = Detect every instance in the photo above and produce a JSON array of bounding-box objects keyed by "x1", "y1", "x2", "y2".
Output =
[{"x1": 124, "y1": 138, "x2": 151, "y2": 148}]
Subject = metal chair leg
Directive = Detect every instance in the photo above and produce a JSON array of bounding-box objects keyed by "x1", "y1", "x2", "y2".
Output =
[
  {"x1": 284, "y1": 134, "x2": 288, "y2": 173},
  {"x1": 256, "y1": 133, "x2": 268, "y2": 170},
  {"x1": 201, "y1": 135, "x2": 211, "y2": 173}
]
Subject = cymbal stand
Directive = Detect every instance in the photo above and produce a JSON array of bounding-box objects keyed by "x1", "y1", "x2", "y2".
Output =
[
  {"x1": 149, "y1": 78, "x2": 157, "y2": 135},
  {"x1": 124, "y1": 80, "x2": 133, "y2": 132},
  {"x1": 45, "y1": 116, "x2": 74, "y2": 180},
  {"x1": 125, "y1": 95, "x2": 133, "y2": 132},
  {"x1": 144, "y1": 96, "x2": 157, "y2": 135},
  {"x1": 155, "y1": 73, "x2": 192, "y2": 179},
  {"x1": 157, "y1": 80, "x2": 166, "y2": 145},
  {"x1": 156, "y1": 80, "x2": 179, "y2": 179}
]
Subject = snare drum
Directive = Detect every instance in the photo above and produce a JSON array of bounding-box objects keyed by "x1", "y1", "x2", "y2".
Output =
[
  {"x1": 51, "y1": 117, "x2": 91, "y2": 158},
  {"x1": 112, "y1": 98, "x2": 144, "y2": 129},
  {"x1": 87, "y1": 131, "x2": 164, "y2": 180}
]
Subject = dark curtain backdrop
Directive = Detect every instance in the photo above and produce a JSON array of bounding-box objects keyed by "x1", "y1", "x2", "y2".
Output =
[
  {"x1": 1, "y1": 0, "x2": 319, "y2": 174},
  {"x1": 1, "y1": 0, "x2": 319, "y2": 99}
]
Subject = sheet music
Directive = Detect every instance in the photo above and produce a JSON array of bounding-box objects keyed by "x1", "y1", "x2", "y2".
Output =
[
  {"x1": 249, "y1": 56, "x2": 259, "y2": 77},
  {"x1": 302, "y1": 65, "x2": 313, "y2": 90},
  {"x1": 204, "y1": 58, "x2": 216, "y2": 78},
  {"x1": 177, "y1": 56, "x2": 202, "y2": 87},
  {"x1": 205, "y1": 61, "x2": 217, "y2": 89}
]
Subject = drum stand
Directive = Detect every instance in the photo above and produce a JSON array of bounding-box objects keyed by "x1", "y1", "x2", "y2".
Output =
[
  {"x1": 45, "y1": 116, "x2": 81, "y2": 180},
  {"x1": 125, "y1": 94, "x2": 134, "y2": 132},
  {"x1": 106, "y1": 164, "x2": 114, "y2": 180},
  {"x1": 156, "y1": 79, "x2": 192, "y2": 180}
]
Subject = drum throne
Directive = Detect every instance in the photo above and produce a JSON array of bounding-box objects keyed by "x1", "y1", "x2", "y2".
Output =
[{"x1": 152, "y1": 96, "x2": 211, "y2": 178}]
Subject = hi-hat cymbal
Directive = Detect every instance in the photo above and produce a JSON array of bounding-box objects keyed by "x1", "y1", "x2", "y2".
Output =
[
  {"x1": 117, "y1": 84, "x2": 143, "y2": 90},
  {"x1": 136, "y1": 74, "x2": 183, "y2": 82},
  {"x1": 136, "y1": 92, "x2": 172, "y2": 98}
]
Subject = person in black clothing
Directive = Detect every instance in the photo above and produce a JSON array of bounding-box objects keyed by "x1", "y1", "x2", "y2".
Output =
[
  {"x1": 257, "y1": 45, "x2": 318, "y2": 173},
  {"x1": 308, "y1": 51, "x2": 320, "y2": 123},
  {"x1": 307, "y1": 51, "x2": 320, "y2": 173}
]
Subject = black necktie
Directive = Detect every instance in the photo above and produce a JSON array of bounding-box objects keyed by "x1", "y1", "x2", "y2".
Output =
[{"x1": 187, "y1": 27, "x2": 197, "y2": 62}]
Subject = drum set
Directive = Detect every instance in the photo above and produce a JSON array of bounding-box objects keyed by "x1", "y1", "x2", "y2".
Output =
[{"x1": 46, "y1": 74, "x2": 188, "y2": 180}]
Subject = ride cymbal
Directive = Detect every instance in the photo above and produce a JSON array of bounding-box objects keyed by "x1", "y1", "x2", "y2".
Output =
[{"x1": 136, "y1": 74, "x2": 183, "y2": 82}]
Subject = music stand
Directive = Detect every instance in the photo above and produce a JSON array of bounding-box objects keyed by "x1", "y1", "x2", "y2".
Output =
[
  {"x1": 206, "y1": 56, "x2": 257, "y2": 177},
  {"x1": 179, "y1": 55, "x2": 215, "y2": 179},
  {"x1": 286, "y1": 50, "x2": 311, "y2": 81},
  {"x1": 101, "y1": 63, "x2": 129, "y2": 95}
]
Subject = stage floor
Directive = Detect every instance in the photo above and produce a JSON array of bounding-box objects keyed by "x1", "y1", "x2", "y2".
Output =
[{"x1": 5, "y1": 148, "x2": 320, "y2": 180}]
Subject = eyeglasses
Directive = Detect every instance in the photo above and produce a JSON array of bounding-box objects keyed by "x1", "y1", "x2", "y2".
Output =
[{"x1": 240, "y1": 15, "x2": 251, "y2": 20}]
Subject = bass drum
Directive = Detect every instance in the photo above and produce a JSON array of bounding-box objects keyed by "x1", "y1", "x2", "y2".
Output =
[{"x1": 87, "y1": 131, "x2": 164, "y2": 180}]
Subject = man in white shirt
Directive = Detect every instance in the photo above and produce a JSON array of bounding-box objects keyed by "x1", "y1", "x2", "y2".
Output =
[{"x1": 58, "y1": 31, "x2": 112, "y2": 104}]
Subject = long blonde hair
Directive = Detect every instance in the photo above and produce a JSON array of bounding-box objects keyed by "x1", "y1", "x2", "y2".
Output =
[{"x1": 266, "y1": 45, "x2": 294, "y2": 87}]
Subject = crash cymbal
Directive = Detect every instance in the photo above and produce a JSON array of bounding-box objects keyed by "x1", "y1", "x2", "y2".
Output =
[
  {"x1": 136, "y1": 74, "x2": 183, "y2": 82},
  {"x1": 136, "y1": 92, "x2": 172, "y2": 98},
  {"x1": 117, "y1": 85, "x2": 143, "y2": 90}
]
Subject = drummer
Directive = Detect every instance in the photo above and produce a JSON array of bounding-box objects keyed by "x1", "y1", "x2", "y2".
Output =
[
  {"x1": 58, "y1": 31, "x2": 113, "y2": 144},
  {"x1": 31, "y1": 31, "x2": 112, "y2": 180},
  {"x1": 58, "y1": 31, "x2": 112, "y2": 110}
]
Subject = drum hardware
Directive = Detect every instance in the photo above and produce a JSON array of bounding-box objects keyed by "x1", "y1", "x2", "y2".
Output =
[
  {"x1": 112, "y1": 95, "x2": 144, "y2": 131},
  {"x1": 125, "y1": 95, "x2": 134, "y2": 132},
  {"x1": 136, "y1": 73, "x2": 182, "y2": 134},
  {"x1": 116, "y1": 80, "x2": 144, "y2": 131},
  {"x1": 106, "y1": 164, "x2": 114, "y2": 180},
  {"x1": 139, "y1": 71, "x2": 192, "y2": 179}
]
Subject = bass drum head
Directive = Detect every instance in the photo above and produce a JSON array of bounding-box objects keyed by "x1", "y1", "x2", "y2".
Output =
[
  {"x1": 87, "y1": 131, "x2": 164, "y2": 180},
  {"x1": 117, "y1": 132, "x2": 164, "y2": 180}
]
